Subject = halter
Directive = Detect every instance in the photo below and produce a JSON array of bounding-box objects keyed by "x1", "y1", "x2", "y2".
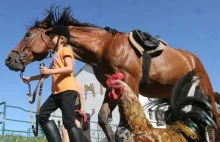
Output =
[
  {"x1": 12, "y1": 28, "x2": 50, "y2": 70},
  {"x1": 12, "y1": 32, "x2": 39, "y2": 68}
]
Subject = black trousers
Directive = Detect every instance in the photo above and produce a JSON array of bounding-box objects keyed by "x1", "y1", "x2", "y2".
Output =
[{"x1": 39, "y1": 90, "x2": 78, "y2": 129}]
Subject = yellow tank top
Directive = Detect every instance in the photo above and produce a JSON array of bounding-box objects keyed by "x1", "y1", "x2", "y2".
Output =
[{"x1": 51, "y1": 47, "x2": 77, "y2": 94}]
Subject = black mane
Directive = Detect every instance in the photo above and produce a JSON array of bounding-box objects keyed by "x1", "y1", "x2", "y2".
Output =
[{"x1": 29, "y1": 5, "x2": 120, "y2": 35}]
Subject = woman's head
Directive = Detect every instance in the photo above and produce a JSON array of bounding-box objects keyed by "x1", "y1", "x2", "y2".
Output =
[{"x1": 45, "y1": 25, "x2": 70, "y2": 48}]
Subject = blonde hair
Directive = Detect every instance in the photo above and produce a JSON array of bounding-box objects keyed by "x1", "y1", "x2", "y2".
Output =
[{"x1": 60, "y1": 36, "x2": 68, "y2": 46}]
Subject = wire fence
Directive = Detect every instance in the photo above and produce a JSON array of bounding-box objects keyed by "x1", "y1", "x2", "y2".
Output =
[{"x1": 0, "y1": 101, "x2": 117, "y2": 142}]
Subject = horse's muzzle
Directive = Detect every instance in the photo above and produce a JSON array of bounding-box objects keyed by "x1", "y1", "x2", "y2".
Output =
[{"x1": 5, "y1": 55, "x2": 24, "y2": 71}]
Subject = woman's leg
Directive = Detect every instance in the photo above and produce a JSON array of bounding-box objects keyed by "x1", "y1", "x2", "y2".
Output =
[
  {"x1": 39, "y1": 94, "x2": 61, "y2": 142},
  {"x1": 61, "y1": 118, "x2": 81, "y2": 142},
  {"x1": 60, "y1": 90, "x2": 77, "y2": 129},
  {"x1": 61, "y1": 125, "x2": 69, "y2": 142},
  {"x1": 62, "y1": 116, "x2": 81, "y2": 142},
  {"x1": 74, "y1": 104, "x2": 82, "y2": 128},
  {"x1": 39, "y1": 94, "x2": 58, "y2": 124},
  {"x1": 75, "y1": 117, "x2": 81, "y2": 128},
  {"x1": 62, "y1": 104, "x2": 90, "y2": 142},
  {"x1": 60, "y1": 90, "x2": 84, "y2": 142}
]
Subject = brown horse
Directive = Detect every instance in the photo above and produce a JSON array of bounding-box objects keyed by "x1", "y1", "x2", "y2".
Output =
[{"x1": 5, "y1": 6, "x2": 219, "y2": 141}]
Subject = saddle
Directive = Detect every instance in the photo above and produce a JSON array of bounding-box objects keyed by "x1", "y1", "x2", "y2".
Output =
[
  {"x1": 128, "y1": 30, "x2": 168, "y2": 56},
  {"x1": 128, "y1": 30, "x2": 168, "y2": 86}
]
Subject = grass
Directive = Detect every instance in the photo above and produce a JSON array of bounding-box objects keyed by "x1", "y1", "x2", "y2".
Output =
[{"x1": 0, "y1": 135, "x2": 46, "y2": 142}]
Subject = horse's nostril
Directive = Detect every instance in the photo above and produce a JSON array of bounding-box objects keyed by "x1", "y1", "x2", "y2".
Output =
[{"x1": 5, "y1": 57, "x2": 12, "y2": 63}]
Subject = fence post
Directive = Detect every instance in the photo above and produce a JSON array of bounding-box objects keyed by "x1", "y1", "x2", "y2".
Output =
[
  {"x1": 0, "y1": 102, "x2": 6, "y2": 136},
  {"x1": 3, "y1": 102, "x2": 6, "y2": 136}
]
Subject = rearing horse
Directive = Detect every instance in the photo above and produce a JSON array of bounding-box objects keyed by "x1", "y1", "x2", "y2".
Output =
[{"x1": 5, "y1": 6, "x2": 219, "y2": 141}]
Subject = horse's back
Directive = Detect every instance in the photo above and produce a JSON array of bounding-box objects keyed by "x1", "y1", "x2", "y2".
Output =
[
  {"x1": 149, "y1": 46, "x2": 198, "y2": 84},
  {"x1": 175, "y1": 47, "x2": 214, "y2": 96},
  {"x1": 140, "y1": 46, "x2": 213, "y2": 98}
]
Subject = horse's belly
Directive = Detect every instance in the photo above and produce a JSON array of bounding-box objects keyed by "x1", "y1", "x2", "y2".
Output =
[{"x1": 139, "y1": 83, "x2": 174, "y2": 98}]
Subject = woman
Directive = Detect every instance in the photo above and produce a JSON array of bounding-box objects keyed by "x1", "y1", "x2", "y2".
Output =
[{"x1": 22, "y1": 25, "x2": 84, "y2": 142}]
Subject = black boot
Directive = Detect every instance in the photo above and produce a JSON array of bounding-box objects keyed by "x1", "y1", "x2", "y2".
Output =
[
  {"x1": 41, "y1": 120, "x2": 61, "y2": 142},
  {"x1": 67, "y1": 127, "x2": 84, "y2": 142}
]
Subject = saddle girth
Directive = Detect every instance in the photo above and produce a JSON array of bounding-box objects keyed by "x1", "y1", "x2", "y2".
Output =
[
  {"x1": 128, "y1": 30, "x2": 168, "y2": 86},
  {"x1": 139, "y1": 53, "x2": 151, "y2": 87}
]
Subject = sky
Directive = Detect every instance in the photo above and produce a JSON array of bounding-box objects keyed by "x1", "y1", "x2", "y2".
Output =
[{"x1": 0, "y1": 0, "x2": 220, "y2": 134}]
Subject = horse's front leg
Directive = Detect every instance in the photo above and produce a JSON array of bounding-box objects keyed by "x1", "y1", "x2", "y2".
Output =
[
  {"x1": 98, "y1": 90, "x2": 117, "y2": 142},
  {"x1": 98, "y1": 73, "x2": 139, "y2": 142}
]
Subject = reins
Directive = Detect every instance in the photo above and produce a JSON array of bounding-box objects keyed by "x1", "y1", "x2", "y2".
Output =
[{"x1": 20, "y1": 62, "x2": 45, "y2": 137}]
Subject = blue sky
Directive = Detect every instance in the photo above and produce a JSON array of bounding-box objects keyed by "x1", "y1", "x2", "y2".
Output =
[{"x1": 1, "y1": 0, "x2": 220, "y2": 134}]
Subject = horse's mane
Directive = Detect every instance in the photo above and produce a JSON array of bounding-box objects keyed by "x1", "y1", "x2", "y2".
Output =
[{"x1": 29, "y1": 5, "x2": 120, "y2": 35}]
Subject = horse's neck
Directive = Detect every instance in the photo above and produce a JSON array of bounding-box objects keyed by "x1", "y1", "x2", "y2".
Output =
[
  {"x1": 70, "y1": 27, "x2": 109, "y2": 46},
  {"x1": 69, "y1": 28, "x2": 111, "y2": 63}
]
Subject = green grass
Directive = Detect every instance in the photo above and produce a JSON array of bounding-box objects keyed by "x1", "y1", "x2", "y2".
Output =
[{"x1": 0, "y1": 135, "x2": 46, "y2": 142}]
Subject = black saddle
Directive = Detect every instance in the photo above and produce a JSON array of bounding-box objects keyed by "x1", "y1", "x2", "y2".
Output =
[{"x1": 132, "y1": 30, "x2": 160, "y2": 51}]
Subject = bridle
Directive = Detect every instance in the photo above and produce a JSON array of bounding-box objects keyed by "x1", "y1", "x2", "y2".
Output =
[
  {"x1": 12, "y1": 32, "x2": 39, "y2": 69},
  {"x1": 16, "y1": 28, "x2": 50, "y2": 137},
  {"x1": 12, "y1": 28, "x2": 50, "y2": 72}
]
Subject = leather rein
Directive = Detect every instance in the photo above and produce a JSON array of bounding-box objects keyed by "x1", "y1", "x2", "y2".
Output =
[{"x1": 20, "y1": 62, "x2": 45, "y2": 137}]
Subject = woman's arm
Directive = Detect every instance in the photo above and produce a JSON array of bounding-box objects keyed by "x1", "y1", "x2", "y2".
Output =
[
  {"x1": 30, "y1": 74, "x2": 44, "y2": 81},
  {"x1": 40, "y1": 56, "x2": 73, "y2": 75},
  {"x1": 31, "y1": 63, "x2": 53, "y2": 80},
  {"x1": 22, "y1": 64, "x2": 51, "y2": 83},
  {"x1": 76, "y1": 79, "x2": 85, "y2": 113}
]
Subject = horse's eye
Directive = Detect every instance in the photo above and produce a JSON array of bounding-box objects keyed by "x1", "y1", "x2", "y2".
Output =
[{"x1": 25, "y1": 33, "x2": 31, "y2": 38}]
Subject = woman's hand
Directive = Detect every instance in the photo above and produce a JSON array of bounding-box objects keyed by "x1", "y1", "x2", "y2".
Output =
[
  {"x1": 80, "y1": 107, "x2": 85, "y2": 114},
  {"x1": 22, "y1": 76, "x2": 30, "y2": 84},
  {"x1": 40, "y1": 66, "x2": 52, "y2": 75}
]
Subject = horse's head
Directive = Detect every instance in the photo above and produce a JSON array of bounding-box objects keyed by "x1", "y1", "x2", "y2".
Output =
[
  {"x1": 4, "y1": 6, "x2": 57, "y2": 72},
  {"x1": 5, "y1": 27, "x2": 51, "y2": 71},
  {"x1": 5, "y1": 6, "x2": 76, "y2": 71}
]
